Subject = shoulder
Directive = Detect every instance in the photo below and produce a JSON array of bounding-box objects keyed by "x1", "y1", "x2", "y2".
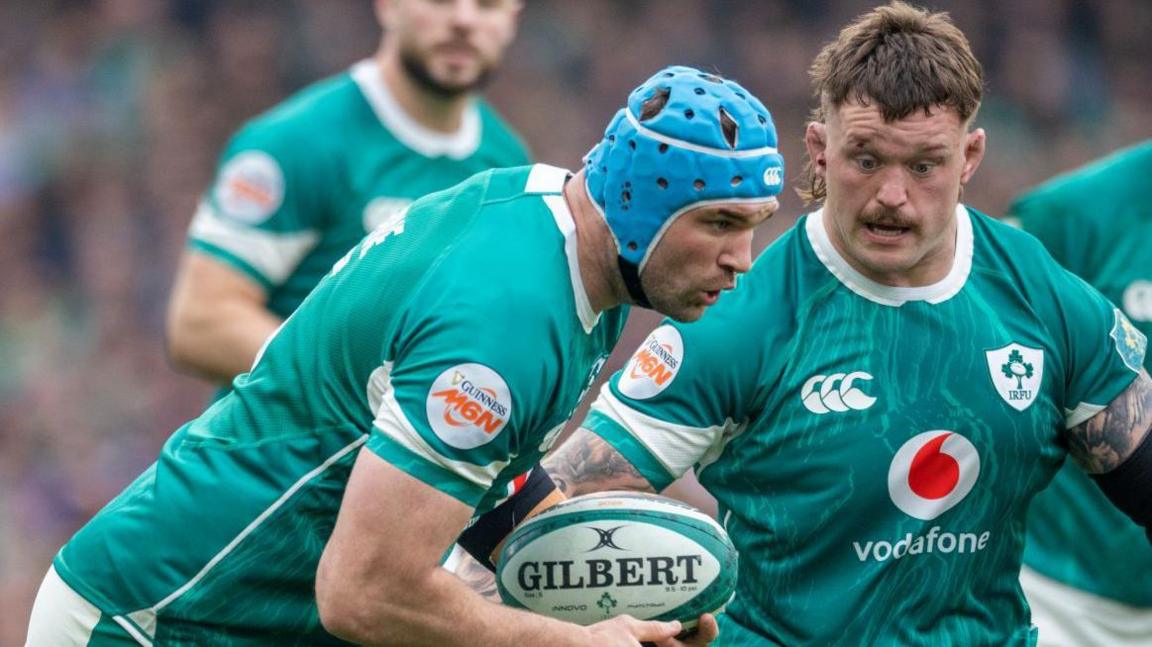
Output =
[
  {"x1": 970, "y1": 207, "x2": 1057, "y2": 267},
  {"x1": 409, "y1": 164, "x2": 572, "y2": 302},
  {"x1": 475, "y1": 98, "x2": 531, "y2": 163},
  {"x1": 226, "y1": 71, "x2": 365, "y2": 158},
  {"x1": 1020, "y1": 141, "x2": 1152, "y2": 206},
  {"x1": 1010, "y1": 141, "x2": 1152, "y2": 227},
  {"x1": 970, "y1": 207, "x2": 1084, "y2": 298}
]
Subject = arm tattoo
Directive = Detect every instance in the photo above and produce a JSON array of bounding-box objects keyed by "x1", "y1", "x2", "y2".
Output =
[
  {"x1": 1068, "y1": 370, "x2": 1152, "y2": 474},
  {"x1": 453, "y1": 551, "x2": 500, "y2": 603},
  {"x1": 542, "y1": 428, "x2": 653, "y2": 497}
]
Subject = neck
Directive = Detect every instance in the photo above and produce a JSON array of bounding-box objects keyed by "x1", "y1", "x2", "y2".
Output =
[
  {"x1": 565, "y1": 171, "x2": 628, "y2": 314},
  {"x1": 822, "y1": 203, "x2": 959, "y2": 287},
  {"x1": 376, "y1": 50, "x2": 470, "y2": 134}
]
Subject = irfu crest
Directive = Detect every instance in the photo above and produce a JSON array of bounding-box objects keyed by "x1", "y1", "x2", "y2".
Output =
[
  {"x1": 1000, "y1": 349, "x2": 1034, "y2": 390},
  {"x1": 986, "y1": 343, "x2": 1044, "y2": 412},
  {"x1": 597, "y1": 592, "x2": 618, "y2": 616}
]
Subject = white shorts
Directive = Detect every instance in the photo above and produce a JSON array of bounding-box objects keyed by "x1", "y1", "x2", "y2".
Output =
[
  {"x1": 25, "y1": 566, "x2": 148, "y2": 647},
  {"x1": 1021, "y1": 565, "x2": 1152, "y2": 647}
]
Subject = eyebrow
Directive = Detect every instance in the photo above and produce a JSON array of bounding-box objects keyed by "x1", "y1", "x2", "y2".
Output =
[
  {"x1": 845, "y1": 138, "x2": 951, "y2": 157},
  {"x1": 714, "y1": 208, "x2": 763, "y2": 224}
]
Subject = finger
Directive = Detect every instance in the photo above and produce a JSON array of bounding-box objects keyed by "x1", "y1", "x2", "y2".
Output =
[
  {"x1": 629, "y1": 617, "x2": 683, "y2": 641},
  {"x1": 683, "y1": 613, "x2": 719, "y2": 645}
]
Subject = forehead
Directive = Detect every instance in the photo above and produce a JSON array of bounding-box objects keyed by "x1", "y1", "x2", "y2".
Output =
[{"x1": 829, "y1": 100, "x2": 965, "y2": 151}]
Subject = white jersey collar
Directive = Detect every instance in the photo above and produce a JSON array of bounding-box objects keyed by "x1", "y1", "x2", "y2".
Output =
[
  {"x1": 528, "y1": 164, "x2": 601, "y2": 333},
  {"x1": 805, "y1": 204, "x2": 973, "y2": 306},
  {"x1": 351, "y1": 59, "x2": 482, "y2": 159}
]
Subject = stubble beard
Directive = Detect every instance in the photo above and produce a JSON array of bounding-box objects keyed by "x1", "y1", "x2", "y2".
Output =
[{"x1": 399, "y1": 47, "x2": 492, "y2": 99}]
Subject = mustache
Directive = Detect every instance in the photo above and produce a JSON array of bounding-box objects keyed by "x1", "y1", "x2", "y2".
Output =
[
  {"x1": 861, "y1": 210, "x2": 912, "y2": 228},
  {"x1": 436, "y1": 38, "x2": 480, "y2": 54}
]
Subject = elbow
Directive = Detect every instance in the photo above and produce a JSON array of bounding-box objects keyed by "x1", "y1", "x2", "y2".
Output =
[
  {"x1": 316, "y1": 567, "x2": 369, "y2": 642},
  {"x1": 164, "y1": 310, "x2": 203, "y2": 375},
  {"x1": 316, "y1": 589, "x2": 366, "y2": 643},
  {"x1": 316, "y1": 557, "x2": 406, "y2": 644}
]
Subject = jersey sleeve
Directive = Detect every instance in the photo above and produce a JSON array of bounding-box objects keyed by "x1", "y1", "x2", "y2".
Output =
[
  {"x1": 584, "y1": 301, "x2": 768, "y2": 491},
  {"x1": 1052, "y1": 266, "x2": 1148, "y2": 428},
  {"x1": 186, "y1": 121, "x2": 333, "y2": 291},
  {"x1": 1007, "y1": 190, "x2": 1074, "y2": 270},
  {"x1": 365, "y1": 294, "x2": 547, "y2": 509}
]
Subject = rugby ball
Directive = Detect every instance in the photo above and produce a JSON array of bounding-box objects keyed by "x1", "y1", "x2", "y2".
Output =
[{"x1": 495, "y1": 491, "x2": 737, "y2": 627}]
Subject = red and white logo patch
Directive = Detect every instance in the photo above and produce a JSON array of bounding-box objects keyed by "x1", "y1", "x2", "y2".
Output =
[
  {"x1": 426, "y1": 364, "x2": 512, "y2": 449},
  {"x1": 617, "y1": 326, "x2": 683, "y2": 400},
  {"x1": 887, "y1": 431, "x2": 980, "y2": 520},
  {"x1": 214, "y1": 151, "x2": 284, "y2": 223}
]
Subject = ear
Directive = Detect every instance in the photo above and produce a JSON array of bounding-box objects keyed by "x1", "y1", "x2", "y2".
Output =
[
  {"x1": 374, "y1": 0, "x2": 390, "y2": 29},
  {"x1": 960, "y1": 128, "x2": 986, "y2": 184},
  {"x1": 804, "y1": 121, "x2": 829, "y2": 180}
]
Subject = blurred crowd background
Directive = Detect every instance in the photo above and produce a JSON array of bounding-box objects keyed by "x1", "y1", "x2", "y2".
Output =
[{"x1": 2, "y1": 0, "x2": 1150, "y2": 640}]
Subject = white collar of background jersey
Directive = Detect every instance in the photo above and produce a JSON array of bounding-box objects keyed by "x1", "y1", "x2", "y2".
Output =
[
  {"x1": 353, "y1": 60, "x2": 481, "y2": 159},
  {"x1": 368, "y1": 0, "x2": 521, "y2": 145}
]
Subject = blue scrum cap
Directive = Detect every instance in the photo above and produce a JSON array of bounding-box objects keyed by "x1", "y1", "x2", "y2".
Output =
[{"x1": 584, "y1": 65, "x2": 785, "y2": 277}]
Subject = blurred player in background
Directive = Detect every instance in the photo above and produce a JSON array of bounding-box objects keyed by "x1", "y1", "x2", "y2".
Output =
[
  {"x1": 1006, "y1": 140, "x2": 1152, "y2": 646},
  {"x1": 25, "y1": 65, "x2": 786, "y2": 646},
  {"x1": 473, "y1": 4, "x2": 1149, "y2": 645},
  {"x1": 166, "y1": 0, "x2": 529, "y2": 394}
]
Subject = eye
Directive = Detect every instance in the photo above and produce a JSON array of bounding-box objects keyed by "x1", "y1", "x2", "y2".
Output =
[
  {"x1": 710, "y1": 219, "x2": 734, "y2": 232},
  {"x1": 910, "y1": 161, "x2": 936, "y2": 176},
  {"x1": 856, "y1": 156, "x2": 878, "y2": 172}
]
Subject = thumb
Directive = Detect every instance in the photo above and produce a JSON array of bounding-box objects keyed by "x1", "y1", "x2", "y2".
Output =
[{"x1": 631, "y1": 618, "x2": 682, "y2": 641}]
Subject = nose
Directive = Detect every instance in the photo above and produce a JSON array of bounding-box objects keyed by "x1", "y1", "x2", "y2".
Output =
[
  {"x1": 719, "y1": 228, "x2": 755, "y2": 275},
  {"x1": 450, "y1": 0, "x2": 481, "y2": 28},
  {"x1": 875, "y1": 170, "x2": 908, "y2": 210}
]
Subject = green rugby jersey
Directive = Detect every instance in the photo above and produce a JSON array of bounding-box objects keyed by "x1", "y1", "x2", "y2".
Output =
[
  {"x1": 54, "y1": 165, "x2": 626, "y2": 645},
  {"x1": 188, "y1": 58, "x2": 530, "y2": 319},
  {"x1": 1009, "y1": 140, "x2": 1152, "y2": 607},
  {"x1": 584, "y1": 206, "x2": 1146, "y2": 646}
]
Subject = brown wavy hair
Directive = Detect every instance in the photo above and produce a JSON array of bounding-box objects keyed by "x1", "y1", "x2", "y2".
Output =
[{"x1": 798, "y1": 2, "x2": 984, "y2": 204}]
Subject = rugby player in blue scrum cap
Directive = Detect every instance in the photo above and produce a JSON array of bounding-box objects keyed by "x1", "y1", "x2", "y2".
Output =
[{"x1": 27, "y1": 65, "x2": 784, "y2": 646}]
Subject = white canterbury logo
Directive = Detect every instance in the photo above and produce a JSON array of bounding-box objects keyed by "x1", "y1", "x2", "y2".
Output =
[
  {"x1": 800, "y1": 372, "x2": 876, "y2": 414},
  {"x1": 763, "y1": 167, "x2": 782, "y2": 186}
]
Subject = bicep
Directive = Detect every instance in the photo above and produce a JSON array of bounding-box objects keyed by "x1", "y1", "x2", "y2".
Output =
[
  {"x1": 319, "y1": 448, "x2": 473, "y2": 596},
  {"x1": 169, "y1": 252, "x2": 268, "y2": 315},
  {"x1": 166, "y1": 251, "x2": 281, "y2": 379},
  {"x1": 1066, "y1": 369, "x2": 1152, "y2": 474},
  {"x1": 542, "y1": 428, "x2": 653, "y2": 497}
]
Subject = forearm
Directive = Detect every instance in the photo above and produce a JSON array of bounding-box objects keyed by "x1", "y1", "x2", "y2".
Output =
[
  {"x1": 453, "y1": 550, "x2": 500, "y2": 603},
  {"x1": 320, "y1": 450, "x2": 596, "y2": 645},
  {"x1": 320, "y1": 551, "x2": 591, "y2": 646},
  {"x1": 543, "y1": 428, "x2": 653, "y2": 497},
  {"x1": 1068, "y1": 370, "x2": 1152, "y2": 542}
]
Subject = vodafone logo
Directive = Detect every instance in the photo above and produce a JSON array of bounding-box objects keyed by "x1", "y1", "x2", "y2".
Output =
[
  {"x1": 800, "y1": 372, "x2": 876, "y2": 414},
  {"x1": 887, "y1": 431, "x2": 980, "y2": 520},
  {"x1": 618, "y1": 326, "x2": 683, "y2": 400},
  {"x1": 426, "y1": 364, "x2": 511, "y2": 449}
]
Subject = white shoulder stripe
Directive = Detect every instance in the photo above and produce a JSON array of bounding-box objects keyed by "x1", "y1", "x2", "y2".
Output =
[
  {"x1": 368, "y1": 364, "x2": 508, "y2": 488},
  {"x1": 189, "y1": 202, "x2": 319, "y2": 285},
  {"x1": 594, "y1": 387, "x2": 735, "y2": 478},
  {"x1": 524, "y1": 164, "x2": 570, "y2": 194},
  {"x1": 1065, "y1": 402, "x2": 1107, "y2": 429}
]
